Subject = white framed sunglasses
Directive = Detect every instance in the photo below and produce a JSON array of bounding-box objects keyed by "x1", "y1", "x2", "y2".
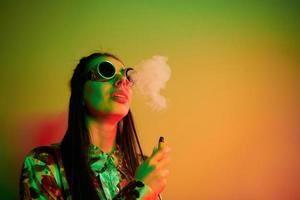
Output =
[{"x1": 87, "y1": 61, "x2": 134, "y2": 84}]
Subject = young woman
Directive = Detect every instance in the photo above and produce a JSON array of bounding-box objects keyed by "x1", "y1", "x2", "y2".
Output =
[{"x1": 20, "y1": 53, "x2": 170, "y2": 200}]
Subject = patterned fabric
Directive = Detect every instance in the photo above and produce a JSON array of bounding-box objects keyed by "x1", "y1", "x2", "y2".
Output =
[{"x1": 20, "y1": 144, "x2": 136, "y2": 200}]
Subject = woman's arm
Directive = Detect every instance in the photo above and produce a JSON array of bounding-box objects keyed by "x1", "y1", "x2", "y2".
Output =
[{"x1": 20, "y1": 148, "x2": 64, "y2": 200}]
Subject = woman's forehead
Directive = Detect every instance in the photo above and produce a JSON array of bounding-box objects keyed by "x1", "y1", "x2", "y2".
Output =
[{"x1": 86, "y1": 56, "x2": 125, "y2": 71}]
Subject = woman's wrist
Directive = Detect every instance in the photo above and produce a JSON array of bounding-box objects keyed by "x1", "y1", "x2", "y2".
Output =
[
  {"x1": 136, "y1": 183, "x2": 157, "y2": 200},
  {"x1": 113, "y1": 180, "x2": 145, "y2": 200}
]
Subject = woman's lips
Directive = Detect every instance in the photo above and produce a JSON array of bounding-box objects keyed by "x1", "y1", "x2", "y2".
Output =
[{"x1": 111, "y1": 91, "x2": 128, "y2": 104}]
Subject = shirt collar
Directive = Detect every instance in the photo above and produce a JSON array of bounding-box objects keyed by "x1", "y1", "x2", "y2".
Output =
[{"x1": 88, "y1": 144, "x2": 120, "y2": 173}]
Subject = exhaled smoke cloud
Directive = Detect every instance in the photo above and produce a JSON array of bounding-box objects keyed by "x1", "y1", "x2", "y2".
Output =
[{"x1": 131, "y1": 55, "x2": 171, "y2": 111}]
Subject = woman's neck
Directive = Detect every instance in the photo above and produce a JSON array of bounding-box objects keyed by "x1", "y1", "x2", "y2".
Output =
[{"x1": 85, "y1": 114, "x2": 119, "y2": 153}]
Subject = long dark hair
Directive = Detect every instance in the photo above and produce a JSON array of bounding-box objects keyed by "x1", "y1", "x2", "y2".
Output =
[{"x1": 60, "y1": 53, "x2": 144, "y2": 200}]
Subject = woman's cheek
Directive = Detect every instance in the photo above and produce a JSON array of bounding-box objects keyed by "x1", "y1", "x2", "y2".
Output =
[{"x1": 84, "y1": 83, "x2": 112, "y2": 112}]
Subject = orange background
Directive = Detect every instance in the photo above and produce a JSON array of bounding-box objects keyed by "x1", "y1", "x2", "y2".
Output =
[{"x1": 1, "y1": 1, "x2": 299, "y2": 199}]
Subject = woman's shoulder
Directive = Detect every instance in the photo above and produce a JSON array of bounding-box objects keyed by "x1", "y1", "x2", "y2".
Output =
[
  {"x1": 23, "y1": 143, "x2": 62, "y2": 166},
  {"x1": 20, "y1": 144, "x2": 68, "y2": 199}
]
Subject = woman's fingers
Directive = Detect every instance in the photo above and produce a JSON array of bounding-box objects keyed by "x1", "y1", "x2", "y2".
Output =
[
  {"x1": 159, "y1": 169, "x2": 170, "y2": 178},
  {"x1": 149, "y1": 146, "x2": 171, "y2": 165},
  {"x1": 156, "y1": 157, "x2": 171, "y2": 170},
  {"x1": 138, "y1": 144, "x2": 171, "y2": 197}
]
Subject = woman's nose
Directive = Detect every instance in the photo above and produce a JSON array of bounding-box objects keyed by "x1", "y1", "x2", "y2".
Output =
[{"x1": 114, "y1": 74, "x2": 129, "y2": 88}]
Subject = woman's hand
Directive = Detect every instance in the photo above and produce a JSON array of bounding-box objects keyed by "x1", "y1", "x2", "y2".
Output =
[{"x1": 135, "y1": 144, "x2": 171, "y2": 198}]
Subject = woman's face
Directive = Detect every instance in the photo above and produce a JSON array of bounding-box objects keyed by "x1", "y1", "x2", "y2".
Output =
[{"x1": 83, "y1": 56, "x2": 132, "y2": 120}]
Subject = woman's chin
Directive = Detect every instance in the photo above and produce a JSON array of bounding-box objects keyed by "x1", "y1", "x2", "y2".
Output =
[
  {"x1": 100, "y1": 105, "x2": 130, "y2": 120},
  {"x1": 111, "y1": 100, "x2": 130, "y2": 114},
  {"x1": 111, "y1": 106, "x2": 130, "y2": 118}
]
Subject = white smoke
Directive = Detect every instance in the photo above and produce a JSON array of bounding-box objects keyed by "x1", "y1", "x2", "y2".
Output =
[{"x1": 131, "y1": 55, "x2": 171, "y2": 111}]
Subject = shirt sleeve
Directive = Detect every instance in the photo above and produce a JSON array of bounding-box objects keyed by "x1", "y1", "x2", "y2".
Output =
[
  {"x1": 113, "y1": 180, "x2": 160, "y2": 200},
  {"x1": 20, "y1": 150, "x2": 64, "y2": 200}
]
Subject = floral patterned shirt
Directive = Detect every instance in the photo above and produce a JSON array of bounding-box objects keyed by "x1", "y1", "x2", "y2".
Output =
[{"x1": 20, "y1": 144, "x2": 151, "y2": 200}]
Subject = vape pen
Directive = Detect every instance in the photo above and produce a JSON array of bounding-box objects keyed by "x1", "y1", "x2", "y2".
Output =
[{"x1": 158, "y1": 136, "x2": 165, "y2": 149}]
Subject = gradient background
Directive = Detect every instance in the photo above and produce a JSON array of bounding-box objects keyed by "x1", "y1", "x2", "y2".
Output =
[{"x1": 1, "y1": 1, "x2": 300, "y2": 199}]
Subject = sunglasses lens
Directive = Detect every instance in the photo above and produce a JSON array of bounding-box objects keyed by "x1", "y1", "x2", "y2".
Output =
[{"x1": 98, "y1": 62, "x2": 116, "y2": 79}]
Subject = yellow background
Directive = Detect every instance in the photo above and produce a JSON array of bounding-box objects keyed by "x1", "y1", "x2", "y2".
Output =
[{"x1": 1, "y1": 1, "x2": 299, "y2": 199}]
